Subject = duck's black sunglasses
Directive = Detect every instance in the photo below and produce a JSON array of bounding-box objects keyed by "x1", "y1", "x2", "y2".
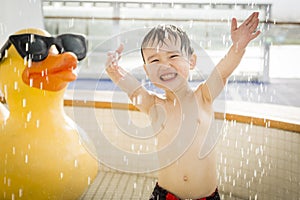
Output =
[{"x1": 0, "y1": 33, "x2": 87, "y2": 62}]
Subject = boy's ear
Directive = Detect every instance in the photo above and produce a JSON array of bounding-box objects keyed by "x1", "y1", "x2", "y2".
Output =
[{"x1": 189, "y1": 54, "x2": 197, "y2": 70}]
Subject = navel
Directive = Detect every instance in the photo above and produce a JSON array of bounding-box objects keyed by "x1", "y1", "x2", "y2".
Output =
[{"x1": 183, "y1": 175, "x2": 188, "y2": 182}]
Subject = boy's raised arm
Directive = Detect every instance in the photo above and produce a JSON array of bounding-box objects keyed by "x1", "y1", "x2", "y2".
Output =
[
  {"x1": 105, "y1": 44, "x2": 155, "y2": 113},
  {"x1": 203, "y1": 12, "x2": 261, "y2": 102}
]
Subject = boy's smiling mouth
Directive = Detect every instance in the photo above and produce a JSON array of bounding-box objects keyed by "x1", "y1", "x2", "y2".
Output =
[{"x1": 160, "y1": 72, "x2": 178, "y2": 81}]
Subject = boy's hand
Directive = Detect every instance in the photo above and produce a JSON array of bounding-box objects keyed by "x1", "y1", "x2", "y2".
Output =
[
  {"x1": 231, "y1": 12, "x2": 261, "y2": 52},
  {"x1": 106, "y1": 43, "x2": 124, "y2": 73}
]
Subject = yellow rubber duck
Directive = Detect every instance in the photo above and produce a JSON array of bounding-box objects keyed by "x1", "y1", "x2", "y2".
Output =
[{"x1": 0, "y1": 28, "x2": 98, "y2": 199}]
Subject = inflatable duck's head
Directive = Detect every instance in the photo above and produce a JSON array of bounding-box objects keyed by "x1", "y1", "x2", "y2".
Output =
[{"x1": 0, "y1": 28, "x2": 86, "y2": 108}]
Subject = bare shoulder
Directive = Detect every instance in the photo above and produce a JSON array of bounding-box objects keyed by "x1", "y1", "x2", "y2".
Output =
[
  {"x1": 131, "y1": 88, "x2": 165, "y2": 114},
  {"x1": 194, "y1": 82, "x2": 212, "y2": 103}
]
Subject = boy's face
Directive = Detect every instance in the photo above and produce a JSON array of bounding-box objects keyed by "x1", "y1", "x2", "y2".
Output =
[{"x1": 142, "y1": 37, "x2": 196, "y2": 92}]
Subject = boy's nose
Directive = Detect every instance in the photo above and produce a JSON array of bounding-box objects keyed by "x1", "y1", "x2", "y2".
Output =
[
  {"x1": 157, "y1": 63, "x2": 171, "y2": 71},
  {"x1": 160, "y1": 59, "x2": 171, "y2": 67}
]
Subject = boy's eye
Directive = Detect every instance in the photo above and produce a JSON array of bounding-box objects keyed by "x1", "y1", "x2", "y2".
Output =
[
  {"x1": 170, "y1": 54, "x2": 179, "y2": 58},
  {"x1": 150, "y1": 59, "x2": 159, "y2": 63}
]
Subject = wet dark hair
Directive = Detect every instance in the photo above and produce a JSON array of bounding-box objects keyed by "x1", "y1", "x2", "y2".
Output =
[{"x1": 141, "y1": 24, "x2": 194, "y2": 63}]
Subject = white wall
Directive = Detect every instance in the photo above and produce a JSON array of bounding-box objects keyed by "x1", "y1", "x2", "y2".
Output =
[{"x1": 0, "y1": 0, "x2": 44, "y2": 46}]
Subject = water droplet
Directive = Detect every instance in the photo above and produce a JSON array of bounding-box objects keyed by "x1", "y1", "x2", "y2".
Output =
[
  {"x1": 27, "y1": 58, "x2": 32, "y2": 68},
  {"x1": 22, "y1": 99, "x2": 27, "y2": 107},
  {"x1": 60, "y1": 172, "x2": 64, "y2": 179},
  {"x1": 74, "y1": 160, "x2": 78, "y2": 168},
  {"x1": 173, "y1": 99, "x2": 177, "y2": 106},
  {"x1": 25, "y1": 154, "x2": 28, "y2": 164},
  {"x1": 29, "y1": 79, "x2": 33, "y2": 87},
  {"x1": 36, "y1": 120, "x2": 40, "y2": 128},
  {"x1": 14, "y1": 81, "x2": 18, "y2": 90},
  {"x1": 132, "y1": 97, "x2": 136, "y2": 105},
  {"x1": 18, "y1": 189, "x2": 23, "y2": 197},
  {"x1": 3, "y1": 85, "x2": 8, "y2": 98},
  {"x1": 189, "y1": 20, "x2": 193, "y2": 28},
  {"x1": 12, "y1": 147, "x2": 16, "y2": 155},
  {"x1": 68, "y1": 18, "x2": 74, "y2": 28},
  {"x1": 133, "y1": 182, "x2": 137, "y2": 189},
  {"x1": 156, "y1": 45, "x2": 160, "y2": 53},
  {"x1": 154, "y1": 138, "x2": 158, "y2": 146},
  {"x1": 164, "y1": 30, "x2": 168, "y2": 39},
  {"x1": 87, "y1": 176, "x2": 91, "y2": 185},
  {"x1": 123, "y1": 155, "x2": 127, "y2": 162},
  {"x1": 27, "y1": 111, "x2": 32, "y2": 122},
  {"x1": 136, "y1": 95, "x2": 142, "y2": 105}
]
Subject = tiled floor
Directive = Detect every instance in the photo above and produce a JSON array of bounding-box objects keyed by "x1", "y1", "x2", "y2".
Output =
[{"x1": 80, "y1": 167, "x2": 157, "y2": 200}]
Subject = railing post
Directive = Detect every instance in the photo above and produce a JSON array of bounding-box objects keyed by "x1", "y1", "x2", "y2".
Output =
[{"x1": 262, "y1": 4, "x2": 272, "y2": 83}]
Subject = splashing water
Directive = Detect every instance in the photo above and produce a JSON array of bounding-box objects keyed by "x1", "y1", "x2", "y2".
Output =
[
  {"x1": 87, "y1": 176, "x2": 91, "y2": 185},
  {"x1": 14, "y1": 81, "x2": 18, "y2": 90},
  {"x1": 22, "y1": 98, "x2": 27, "y2": 107},
  {"x1": 29, "y1": 78, "x2": 33, "y2": 87},
  {"x1": 18, "y1": 189, "x2": 23, "y2": 198},
  {"x1": 74, "y1": 159, "x2": 78, "y2": 168},
  {"x1": 60, "y1": 172, "x2": 64, "y2": 180},
  {"x1": 24, "y1": 154, "x2": 28, "y2": 164},
  {"x1": 39, "y1": 82, "x2": 43, "y2": 90},
  {"x1": 26, "y1": 111, "x2": 32, "y2": 122},
  {"x1": 36, "y1": 120, "x2": 40, "y2": 128}
]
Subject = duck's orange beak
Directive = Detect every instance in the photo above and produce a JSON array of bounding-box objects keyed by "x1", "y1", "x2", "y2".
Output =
[{"x1": 22, "y1": 52, "x2": 78, "y2": 91}]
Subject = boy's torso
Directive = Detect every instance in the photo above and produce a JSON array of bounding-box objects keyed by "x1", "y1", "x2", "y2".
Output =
[{"x1": 151, "y1": 90, "x2": 218, "y2": 199}]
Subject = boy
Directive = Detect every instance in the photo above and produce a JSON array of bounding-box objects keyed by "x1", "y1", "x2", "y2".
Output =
[{"x1": 105, "y1": 12, "x2": 260, "y2": 200}]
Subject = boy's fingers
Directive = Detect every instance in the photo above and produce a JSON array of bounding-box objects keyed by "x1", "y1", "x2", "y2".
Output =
[
  {"x1": 244, "y1": 12, "x2": 256, "y2": 26},
  {"x1": 114, "y1": 43, "x2": 124, "y2": 61},
  {"x1": 107, "y1": 51, "x2": 114, "y2": 56},
  {"x1": 116, "y1": 43, "x2": 124, "y2": 54},
  {"x1": 231, "y1": 18, "x2": 237, "y2": 32},
  {"x1": 106, "y1": 43, "x2": 125, "y2": 69},
  {"x1": 105, "y1": 54, "x2": 114, "y2": 67},
  {"x1": 251, "y1": 30, "x2": 261, "y2": 40},
  {"x1": 248, "y1": 18, "x2": 259, "y2": 32}
]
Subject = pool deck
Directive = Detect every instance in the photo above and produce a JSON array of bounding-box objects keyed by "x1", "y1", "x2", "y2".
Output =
[
  {"x1": 66, "y1": 78, "x2": 300, "y2": 126},
  {"x1": 68, "y1": 78, "x2": 300, "y2": 107},
  {"x1": 80, "y1": 167, "x2": 157, "y2": 200}
]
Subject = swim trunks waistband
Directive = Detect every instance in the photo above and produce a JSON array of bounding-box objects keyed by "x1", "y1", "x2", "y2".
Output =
[{"x1": 149, "y1": 183, "x2": 220, "y2": 200}]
